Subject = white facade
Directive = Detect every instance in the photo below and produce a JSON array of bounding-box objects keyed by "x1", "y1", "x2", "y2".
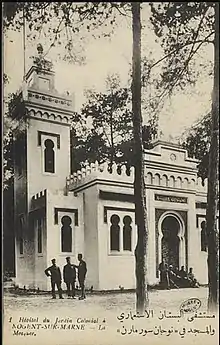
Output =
[{"x1": 12, "y1": 54, "x2": 215, "y2": 291}]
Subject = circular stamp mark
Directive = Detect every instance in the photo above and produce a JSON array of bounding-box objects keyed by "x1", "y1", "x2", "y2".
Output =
[{"x1": 180, "y1": 298, "x2": 201, "y2": 313}]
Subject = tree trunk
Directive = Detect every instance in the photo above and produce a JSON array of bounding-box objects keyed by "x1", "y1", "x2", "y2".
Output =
[
  {"x1": 206, "y1": 2, "x2": 219, "y2": 312},
  {"x1": 132, "y1": 2, "x2": 149, "y2": 314},
  {"x1": 110, "y1": 102, "x2": 115, "y2": 166}
]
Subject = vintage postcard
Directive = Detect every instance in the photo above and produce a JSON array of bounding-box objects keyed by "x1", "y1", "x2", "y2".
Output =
[{"x1": 3, "y1": 2, "x2": 219, "y2": 345}]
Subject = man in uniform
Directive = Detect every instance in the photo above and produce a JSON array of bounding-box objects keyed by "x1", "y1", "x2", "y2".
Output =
[
  {"x1": 77, "y1": 254, "x2": 87, "y2": 300},
  {"x1": 63, "y1": 257, "x2": 76, "y2": 298},
  {"x1": 45, "y1": 259, "x2": 63, "y2": 299},
  {"x1": 187, "y1": 267, "x2": 199, "y2": 287},
  {"x1": 158, "y1": 260, "x2": 170, "y2": 289},
  {"x1": 179, "y1": 266, "x2": 188, "y2": 287}
]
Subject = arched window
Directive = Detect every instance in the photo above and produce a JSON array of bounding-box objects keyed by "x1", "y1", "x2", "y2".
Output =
[
  {"x1": 201, "y1": 221, "x2": 207, "y2": 252},
  {"x1": 44, "y1": 139, "x2": 55, "y2": 173},
  {"x1": 123, "y1": 216, "x2": 132, "y2": 251},
  {"x1": 61, "y1": 216, "x2": 72, "y2": 252},
  {"x1": 110, "y1": 214, "x2": 120, "y2": 251}
]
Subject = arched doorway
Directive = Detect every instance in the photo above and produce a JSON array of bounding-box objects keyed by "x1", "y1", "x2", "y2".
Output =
[
  {"x1": 161, "y1": 216, "x2": 180, "y2": 268},
  {"x1": 158, "y1": 212, "x2": 186, "y2": 270}
]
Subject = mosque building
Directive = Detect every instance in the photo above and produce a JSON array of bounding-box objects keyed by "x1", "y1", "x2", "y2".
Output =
[{"x1": 11, "y1": 48, "x2": 215, "y2": 291}]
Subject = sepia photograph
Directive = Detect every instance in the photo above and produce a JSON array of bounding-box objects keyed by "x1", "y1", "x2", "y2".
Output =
[{"x1": 2, "y1": 2, "x2": 219, "y2": 345}]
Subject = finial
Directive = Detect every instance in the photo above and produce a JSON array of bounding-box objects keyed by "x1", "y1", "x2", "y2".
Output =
[{"x1": 32, "y1": 43, "x2": 53, "y2": 72}]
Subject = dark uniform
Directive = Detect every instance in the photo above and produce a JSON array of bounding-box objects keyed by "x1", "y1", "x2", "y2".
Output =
[
  {"x1": 63, "y1": 262, "x2": 76, "y2": 297},
  {"x1": 179, "y1": 266, "x2": 188, "y2": 287},
  {"x1": 45, "y1": 260, "x2": 63, "y2": 299},
  {"x1": 158, "y1": 261, "x2": 170, "y2": 289},
  {"x1": 78, "y1": 255, "x2": 87, "y2": 299}
]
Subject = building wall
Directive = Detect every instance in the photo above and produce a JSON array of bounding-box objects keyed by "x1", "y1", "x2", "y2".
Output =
[
  {"x1": 83, "y1": 186, "x2": 100, "y2": 290},
  {"x1": 34, "y1": 215, "x2": 47, "y2": 290},
  {"x1": 146, "y1": 188, "x2": 157, "y2": 285},
  {"x1": 195, "y1": 194, "x2": 209, "y2": 284},
  {"x1": 13, "y1": 130, "x2": 35, "y2": 287},
  {"x1": 45, "y1": 190, "x2": 83, "y2": 291},
  {"x1": 98, "y1": 201, "x2": 136, "y2": 290},
  {"x1": 15, "y1": 214, "x2": 35, "y2": 288},
  {"x1": 93, "y1": 183, "x2": 136, "y2": 290},
  {"x1": 27, "y1": 118, "x2": 71, "y2": 200}
]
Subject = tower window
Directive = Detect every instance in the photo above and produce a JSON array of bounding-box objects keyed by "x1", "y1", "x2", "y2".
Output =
[
  {"x1": 110, "y1": 214, "x2": 120, "y2": 251},
  {"x1": 61, "y1": 216, "x2": 72, "y2": 252},
  {"x1": 123, "y1": 216, "x2": 132, "y2": 251},
  {"x1": 37, "y1": 218, "x2": 43, "y2": 253},
  {"x1": 44, "y1": 139, "x2": 55, "y2": 173}
]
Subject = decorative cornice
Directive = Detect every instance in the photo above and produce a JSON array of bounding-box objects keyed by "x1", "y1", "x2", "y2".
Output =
[
  {"x1": 27, "y1": 108, "x2": 71, "y2": 124},
  {"x1": 27, "y1": 90, "x2": 73, "y2": 111}
]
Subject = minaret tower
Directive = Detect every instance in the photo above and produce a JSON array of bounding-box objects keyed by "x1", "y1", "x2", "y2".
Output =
[{"x1": 11, "y1": 45, "x2": 75, "y2": 286}]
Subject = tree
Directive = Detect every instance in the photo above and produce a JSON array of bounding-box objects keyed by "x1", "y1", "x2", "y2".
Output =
[
  {"x1": 150, "y1": 2, "x2": 219, "y2": 311},
  {"x1": 3, "y1": 1, "x2": 151, "y2": 312},
  {"x1": 149, "y1": 2, "x2": 214, "y2": 96},
  {"x1": 181, "y1": 112, "x2": 211, "y2": 184},
  {"x1": 81, "y1": 75, "x2": 133, "y2": 167},
  {"x1": 73, "y1": 74, "x2": 157, "y2": 171},
  {"x1": 132, "y1": 2, "x2": 149, "y2": 313},
  {"x1": 206, "y1": 2, "x2": 219, "y2": 312}
]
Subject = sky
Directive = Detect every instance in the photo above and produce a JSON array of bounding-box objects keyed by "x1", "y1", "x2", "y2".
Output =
[{"x1": 3, "y1": 5, "x2": 213, "y2": 140}]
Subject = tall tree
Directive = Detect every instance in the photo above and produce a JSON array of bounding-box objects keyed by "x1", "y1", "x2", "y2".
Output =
[
  {"x1": 206, "y1": 2, "x2": 219, "y2": 312},
  {"x1": 150, "y1": 2, "x2": 219, "y2": 311},
  {"x1": 3, "y1": 2, "x2": 150, "y2": 312},
  {"x1": 132, "y1": 2, "x2": 149, "y2": 314}
]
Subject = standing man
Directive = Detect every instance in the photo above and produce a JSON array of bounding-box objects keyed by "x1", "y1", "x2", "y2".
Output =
[
  {"x1": 158, "y1": 260, "x2": 170, "y2": 289},
  {"x1": 45, "y1": 259, "x2": 63, "y2": 299},
  {"x1": 63, "y1": 257, "x2": 76, "y2": 298},
  {"x1": 77, "y1": 254, "x2": 87, "y2": 300}
]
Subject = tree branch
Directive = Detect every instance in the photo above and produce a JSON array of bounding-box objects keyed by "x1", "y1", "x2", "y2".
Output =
[{"x1": 150, "y1": 33, "x2": 214, "y2": 70}]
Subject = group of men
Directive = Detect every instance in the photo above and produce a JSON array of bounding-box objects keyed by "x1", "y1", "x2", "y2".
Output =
[
  {"x1": 44, "y1": 254, "x2": 87, "y2": 300},
  {"x1": 159, "y1": 260, "x2": 199, "y2": 289}
]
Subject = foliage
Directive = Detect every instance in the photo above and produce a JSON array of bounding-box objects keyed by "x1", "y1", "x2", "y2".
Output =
[
  {"x1": 181, "y1": 112, "x2": 211, "y2": 183},
  {"x1": 3, "y1": 2, "x2": 131, "y2": 64},
  {"x1": 149, "y1": 2, "x2": 214, "y2": 95},
  {"x1": 82, "y1": 74, "x2": 133, "y2": 163},
  {"x1": 149, "y1": 2, "x2": 215, "y2": 181},
  {"x1": 70, "y1": 74, "x2": 157, "y2": 171},
  {"x1": 3, "y1": 90, "x2": 28, "y2": 189}
]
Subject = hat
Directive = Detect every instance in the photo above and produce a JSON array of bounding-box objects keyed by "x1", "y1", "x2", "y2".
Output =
[{"x1": 66, "y1": 256, "x2": 70, "y2": 260}]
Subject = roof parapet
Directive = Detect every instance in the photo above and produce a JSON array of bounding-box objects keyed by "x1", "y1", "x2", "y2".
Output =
[{"x1": 66, "y1": 161, "x2": 134, "y2": 191}]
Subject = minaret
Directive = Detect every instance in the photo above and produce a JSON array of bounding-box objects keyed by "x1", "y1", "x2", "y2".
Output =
[
  {"x1": 11, "y1": 45, "x2": 75, "y2": 287},
  {"x1": 13, "y1": 44, "x2": 75, "y2": 200}
]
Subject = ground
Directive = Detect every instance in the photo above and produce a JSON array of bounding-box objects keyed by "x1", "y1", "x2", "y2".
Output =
[{"x1": 3, "y1": 287, "x2": 219, "y2": 345}]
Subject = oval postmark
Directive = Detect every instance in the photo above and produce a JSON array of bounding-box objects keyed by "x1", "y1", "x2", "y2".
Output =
[{"x1": 180, "y1": 298, "x2": 201, "y2": 313}]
